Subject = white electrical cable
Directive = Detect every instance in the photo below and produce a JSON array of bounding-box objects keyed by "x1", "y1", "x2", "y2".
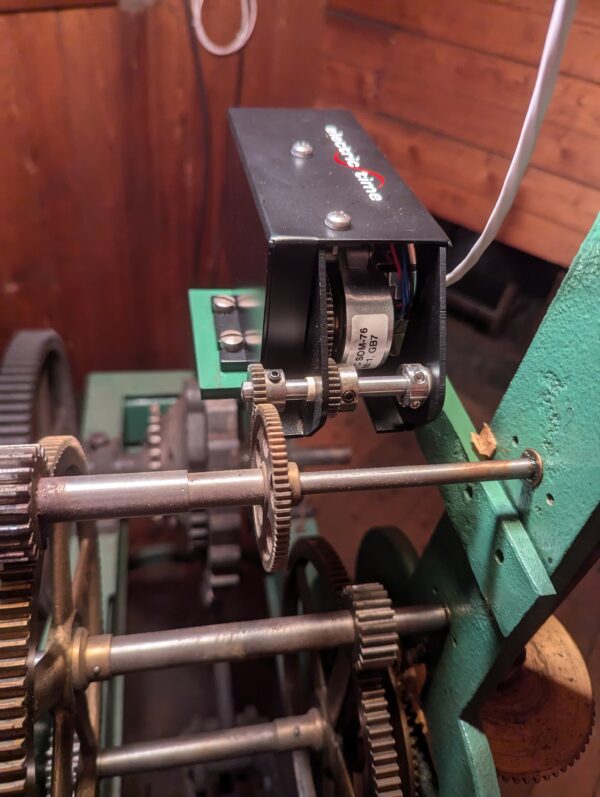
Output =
[
  {"x1": 445, "y1": 0, "x2": 578, "y2": 287},
  {"x1": 190, "y1": 0, "x2": 258, "y2": 57}
]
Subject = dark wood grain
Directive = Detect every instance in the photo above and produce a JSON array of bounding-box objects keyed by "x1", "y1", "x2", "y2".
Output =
[{"x1": 0, "y1": 0, "x2": 326, "y2": 387}]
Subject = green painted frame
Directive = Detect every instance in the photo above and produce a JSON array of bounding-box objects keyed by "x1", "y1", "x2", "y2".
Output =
[{"x1": 411, "y1": 217, "x2": 600, "y2": 795}]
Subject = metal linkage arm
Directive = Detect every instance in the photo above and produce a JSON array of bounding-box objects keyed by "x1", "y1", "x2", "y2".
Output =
[
  {"x1": 96, "y1": 708, "x2": 326, "y2": 778},
  {"x1": 72, "y1": 606, "x2": 449, "y2": 686},
  {"x1": 36, "y1": 453, "x2": 541, "y2": 523}
]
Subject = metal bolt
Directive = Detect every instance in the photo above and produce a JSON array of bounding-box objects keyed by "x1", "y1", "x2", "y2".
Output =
[
  {"x1": 268, "y1": 369, "x2": 282, "y2": 383},
  {"x1": 219, "y1": 330, "x2": 244, "y2": 352},
  {"x1": 342, "y1": 390, "x2": 356, "y2": 404},
  {"x1": 237, "y1": 294, "x2": 260, "y2": 310},
  {"x1": 244, "y1": 330, "x2": 262, "y2": 348},
  {"x1": 88, "y1": 432, "x2": 110, "y2": 451},
  {"x1": 325, "y1": 210, "x2": 352, "y2": 231},
  {"x1": 410, "y1": 400, "x2": 421, "y2": 409},
  {"x1": 414, "y1": 370, "x2": 426, "y2": 383},
  {"x1": 291, "y1": 140, "x2": 314, "y2": 159},
  {"x1": 212, "y1": 295, "x2": 236, "y2": 313}
]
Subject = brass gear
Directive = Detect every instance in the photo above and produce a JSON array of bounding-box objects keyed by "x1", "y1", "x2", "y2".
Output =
[
  {"x1": 36, "y1": 435, "x2": 102, "y2": 797},
  {"x1": 327, "y1": 359, "x2": 342, "y2": 417},
  {"x1": 481, "y1": 614, "x2": 594, "y2": 783},
  {"x1": 247, "y1": 364, "x2": 268, "y2": 405},
  {"x1": 250, "y1": 404, "x2": 292, "y2": 572},
  {"x1": 0, "y1": 444, "x2": 47, "y2": 795}
]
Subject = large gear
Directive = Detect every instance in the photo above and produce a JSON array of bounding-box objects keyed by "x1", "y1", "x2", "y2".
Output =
[
  {"x1": 250, "y1": 403, "x2": 292, "y2": 572},
  {"x1": 0, "y1": 331, "x2": 76, "y2": 445},
  {"x1": 342, "y1": 583, "x2": 400, "y2": 671},
  {"x1": 0, "y1": 444, "x2": 47, "y2": 795},
  {"x1": 481, "y1": 614, "x2": 594, "y2": 784}
]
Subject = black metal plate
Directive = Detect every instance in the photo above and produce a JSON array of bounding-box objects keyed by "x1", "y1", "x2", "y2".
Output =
[{"x1": 228, "y1": 108, "x2": 448, "y2": 245}]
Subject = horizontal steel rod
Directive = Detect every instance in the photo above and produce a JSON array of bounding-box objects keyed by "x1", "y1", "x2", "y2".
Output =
[
  {"x1": 81, "y1": 606, "x2": 448, "y2": 682},
  {"x1": 36, "y1": 454, "x2": 539, "y2": 523},
  {"x1": 36, "y1": 469, "x2": 265, "y2": 522},
  {"x1": 298, "y1": 456, "x2": 537, "y2": 495},
  {"x1": 96, "y1": 708, "x2": 325, "y2": 778}
]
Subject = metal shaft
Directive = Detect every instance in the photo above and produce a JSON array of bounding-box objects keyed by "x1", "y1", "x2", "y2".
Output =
[
  {"x1": 36, "y1": 455, "x2": 539, "y2": 523},
  {"x1": 96, "y1": 708, "x2": 325, "y2": 778},
  {"x1": 36, "y1": 468, "x2": 265, "y2": 522},
  {"x1": 243, "y1": 374, "x2": 411, "y2": 402},
  {"x1": 79, "y1": 606, "x2": 448, "y2": 683},
  {"x1": 298, "y1": 456, "x2": 537, "y2": 495}
]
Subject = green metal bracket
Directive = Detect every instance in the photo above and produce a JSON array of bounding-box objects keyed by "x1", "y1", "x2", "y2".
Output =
[
  {"x1": 83, "y1": 371, "x2": 192, "y2": 446},
  {"x1": 411, "y1": 217, "x2": 600, "y2": 796},
  {"x1": 189, "y1": 288, "x2": 264, "y2": 398}
]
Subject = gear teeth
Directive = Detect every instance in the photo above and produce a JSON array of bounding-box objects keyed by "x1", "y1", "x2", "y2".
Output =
[
  {"x1": 0, "y1": 444, "x2": 46, "y2": 794},
  {"x1": 0, "y1": 331, "x2": 75, "y2": 445},
  {"x1": 326, "y1": 281, "x2": 335, "y2": 356},
  {"x1": 359, "y1": 674, "x2": 404, "y2": 796},
  {"x1": 343, "y1": 583, "x2": 399, "y2": 671},
  {"x1": 327, "y1": 359, "x2": 342, "y2": 417},
  {"x1": 288, "y1": 537, "x2": 350, "y2": 604},
  {"x1": 250, "y1": 404, "x2": 292, "y2": 572},
  {"x1": 39, "y1": 435, "x2": 87, "y2": 476},
  {"x1": 145, "y1": 403, "x2": 162, "y2": 471},
  {"x1": 248, "y1": 364, "x2": 268, "y2": 404}
]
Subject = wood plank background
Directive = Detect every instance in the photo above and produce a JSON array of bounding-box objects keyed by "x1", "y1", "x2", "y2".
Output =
[
  {"x1": 317, "y1": 0, "x2": 600, "y2": 268},
  {"x1": 0, "y1": 0, "x2": 325, "y2": 386},
  {"x1": 2, "y1": 0, "x2": 599, "y2": 386}
]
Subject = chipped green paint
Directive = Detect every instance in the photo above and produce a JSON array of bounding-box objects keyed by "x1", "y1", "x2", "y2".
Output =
[{"x1": 411, "y1": 216, "x2": 600, "y2": 796}]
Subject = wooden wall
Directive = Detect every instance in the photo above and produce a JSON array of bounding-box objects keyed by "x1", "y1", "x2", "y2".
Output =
[
  {"x1": 317, "y1": 0, "x2": 600, "y2": 268},
  {"x1": 0, "y1": 0, "x2": 325, "y2": 386}
]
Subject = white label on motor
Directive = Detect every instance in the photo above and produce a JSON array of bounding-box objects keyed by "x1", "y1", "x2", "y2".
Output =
[{"x1": 346, "y1": 314, "x2": 390, "y2": 370}]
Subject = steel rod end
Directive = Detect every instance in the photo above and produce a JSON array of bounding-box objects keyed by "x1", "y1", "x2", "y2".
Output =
[{"x1": 522, "y1": 448, "x2": 543, "y2": 486}]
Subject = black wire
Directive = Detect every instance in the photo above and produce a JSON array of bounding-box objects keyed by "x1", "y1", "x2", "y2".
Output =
[{"x1": 181, "y1": 0, "x2": 212, "y2": 285}]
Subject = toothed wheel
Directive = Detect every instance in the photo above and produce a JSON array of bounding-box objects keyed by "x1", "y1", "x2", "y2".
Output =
[
  {"x1": 358, "y1": 673, "x2": 404, "y2": 796},
  {"x1": 144, "y1": 403, "x2": 162, "y2": 471},
  {"x1": 327, "y1": 359, "x2": 342, "y2": 416},
  {"x1": 0, "y1": 330, "x2": 76, "y2": 445},
  {"x1": 247, "y1": 364, "x2": 268, "y2": 405},
  {"x1": 326, "y1": 281, "x2": 335, "y2": 356},
  {"x1": 250, "y1": 404, "x2": 292, "y2": 572},
  {"x1": 35, "y1": 436, "x2": 102, "y2": 797},
  {"x1": 0, "y1": 444, "x2": 47, "y2": 795},
  {"x1": 482, "y1": 614, "x2": 595, "y2": 784},
  {"x1": 343, "y1": 583, "x2": 400, "y2": 671}
]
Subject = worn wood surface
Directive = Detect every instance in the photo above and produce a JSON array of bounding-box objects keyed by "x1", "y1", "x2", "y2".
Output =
[
  {"x1": 317, "y1": 1, "x2": 600, "y2": 267},
  {"x1": 0, "y1": 0, "x2": 325, "y2": 386}
]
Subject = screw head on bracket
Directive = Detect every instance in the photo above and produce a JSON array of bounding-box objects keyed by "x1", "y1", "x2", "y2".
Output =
[
  {"x1": 219, "y1": 330, "x2": 244, "y2": 352},
  {"x1": 291, "y1": 140, "x2": 314, "y2": 159},
  {"x1": 212, "y1": 295, "x2": 236, "y2": 313},
  {"x1": 325, "y1": 210, "x2": 352, "y2": 231}
]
